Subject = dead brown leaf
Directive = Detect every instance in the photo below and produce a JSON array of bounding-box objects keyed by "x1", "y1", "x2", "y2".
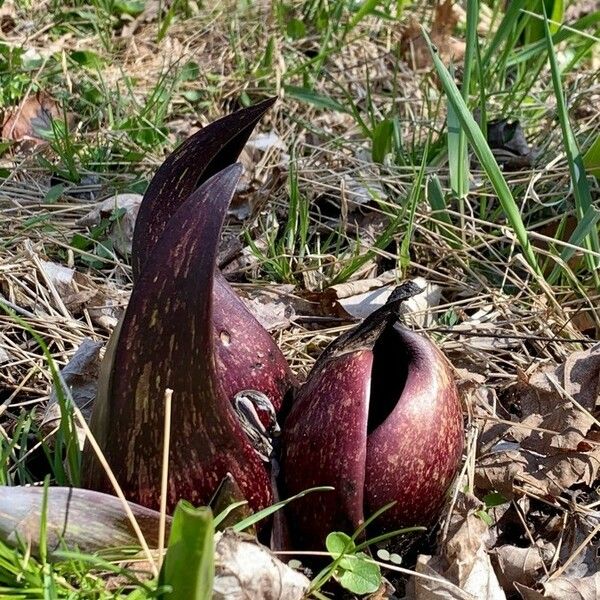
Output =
[
  {"x1": 475, "y1": 345, "x2": 600, "y2": 500},
  {"x1": 516, "y1": 573, "x2": 600, "y2": 600},
  {"x1": 400, "y1": 0, "x2": 466, "y2": 69},
  {"x1": 213, "y1": 530, "x2": 309, "y2": 600},
  {"x1": 542, "y1": 573, "x2": 600, "y2": 600},
  {"x1": 2, "y1": 92, "x2": 62, "y2": 143},
  {"x1": 41, "y1": 338, "x2": 103, "y2": 447},
  {"x1": 410, "y1": 493, "x2": 506, "y2": 599},
  {"x1": 475, "y1": 449, "x2": 532, "y2": 499},
  {"x1": 39, "y1": 259, "x2": 126, "y2": 329},
  {"x1": 492, "y1": 544, "x2": 546, "y2": 590},
  {"x1": 77, "y1": 194, "x2": 143, "y2": 258},
  {"x1": 520, "y1": 344, "x2": 600, "y2": 416},
  {"x1": 237, "y1": 285, "x2": 297, "y2": 332}
]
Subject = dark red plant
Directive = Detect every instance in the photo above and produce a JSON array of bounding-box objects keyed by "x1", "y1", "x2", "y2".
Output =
[
  {"x1": 132, "y1": 97, "x2": 294, "y2": 409},
  {"x1": 84, "y1": 165, "x2": 275, "y2": 512},
  {"x1": 82, "y1": 99, "x2": 464, "y2": 545},
  {"x1": 280, "y1": 283, "x2": 464, "y2": 548}
]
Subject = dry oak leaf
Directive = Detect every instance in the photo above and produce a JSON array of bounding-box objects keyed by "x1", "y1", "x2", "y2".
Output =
[
  {"x1": 77, "y1": 193, "x2": 143, "y2": 257},
  {"x1": 519, "y1": 344, "x2": 600, "y2": 417},
  {"x1": 491, "y1": 544, "x2": 546, "y2": 590},
  {"x1": 213, "y1": 530, "x2": 309, "y2": 600},
  {"x1": 2, "y1": 92, "x2": 62, "y2": 143},
  {"x1": 476, "y1": 443, "x2": 600, "y2": 499},
  {"x1": 475, "y1": 449, "x2": 532, "y2": 498},
  {"x1": 516, "y1": 572, "x2": 600, "y2": 600},
  {"x1": 400, "y1": 0, "x2": 466, "y2": 69},
  {"x1": 410, "y1": 493, "x2": 506, "y2": 599}
]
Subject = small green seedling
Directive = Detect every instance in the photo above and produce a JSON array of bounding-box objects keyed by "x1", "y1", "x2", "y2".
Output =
[{"x1": 325, "y1": 531, "x2": 382, "y2": 596}]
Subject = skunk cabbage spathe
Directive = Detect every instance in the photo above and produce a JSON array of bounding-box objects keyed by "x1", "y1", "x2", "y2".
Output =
[
  {"x1": 132, "y1": 97, "x2": 293, "y2": 409},
  {"x1": 280, "y1": 283, "x2": 464, "y2": 548},
  {"x1": 83, "y1": 165, "x2": 274, "y2": 512}
]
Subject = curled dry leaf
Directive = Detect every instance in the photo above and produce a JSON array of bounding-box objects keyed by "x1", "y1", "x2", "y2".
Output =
[
  {"x1": 491, "y1": 544, "x2": 547, "y2": 590},
  {"x1": 2, "y1": 92, "x2": 61, "y2": 143},
  {"x1": 520, "y1": 344, "x2": 600, "y2": 416},
  {"x1": 516, "y1": 573, "x2": 600, "y2": 600},
  {"x1": 475, "y1": 344, "x2": 600, "y2": 500},
  {"x1": 541, "y1": 573, "x2": 600, "y2": 600},
  {"x1": 42, "y1": 338, "x2": 103, "y2": 447},
  {"x1": 39, "y1": 259, "x2": 125, "y2": 328},
  {"x1": 237, "y1": 285, "x2": 297, "y2": 332},
  {"x1": 411, "y1": 557, "x2": 476, "y2": 599},
  {"x1": 213, "y1": 530, "x2": 309, "y2": 600},
  {"x1": 77, "y1": 193, "x2": 143, "y2": 257},
  {"x1": 410, "y1": 493, "x2": 506, "y2": 600},
  {"x1": 400, "y1": 0, "x2": 466, "y2": 70},
  {"x1": 0, "y1": 486, "x2": 168, "y2": 556}
]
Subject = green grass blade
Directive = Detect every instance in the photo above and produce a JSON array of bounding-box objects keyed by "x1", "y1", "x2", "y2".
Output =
[
  {"x1": 547, "y1": 206, "x2": 600, "y2": 283},
  {"x1": 426, "y1": 175, "x2": 461, "y2": 248},
  {"x1": 423, "y1": 28, "x2": 542, "y2": 277},
  {"x1": 583, "y1": 134, "x2": 600, "y2": 178},
  {"x1": 347, "y1": 0, "x2": 378, "y2": 30},
  {"x1": 284, "y1": 85, "x2": 349, "y2": 114},
  {"x1": 448, "y1": 0, "x2": 477, "y2": 199},
  {"x1": 481, "y1": 0, "x2": 527, "y2": 67},
  {"x1": 158, "y1": 502, "x2": 214, "y2": 600},
  {"x1": 447, "y1": 87, "x2": 464, "y2": 198},
  {"x1": 0, "y1": 303, "x2": 81, "y2": 486},
  {"x1": 507, "y1": 12, "x2": 600, "y2": 67},
  {"x1": 399, "y1": 138, "x2": 429, "y2": 272},
  {"x1": 542, "y1": 9, "x2": 600, "y2": 285},
  {"x1": 233, "y1": 486, "x2": 334, "y2": 533}
]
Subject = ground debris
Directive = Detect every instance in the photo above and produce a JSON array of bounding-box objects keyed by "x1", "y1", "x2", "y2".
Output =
[{"x1": 213, "y1": 530, "x2": 309, "y2": 600}]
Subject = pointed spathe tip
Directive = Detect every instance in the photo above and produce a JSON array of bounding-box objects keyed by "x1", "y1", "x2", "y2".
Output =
[{"x1": 204, "y1": 162, "x2": 243, "y2": 194}]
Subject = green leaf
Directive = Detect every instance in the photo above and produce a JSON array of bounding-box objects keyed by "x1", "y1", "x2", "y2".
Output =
[
  {"x1": 484, "y1": 492, "x2": 507, "y2": 508},
  {"x1": 507, "y1": 12, "x2": 600, "y2": 67},
  {"x1": 284, "y1": 85, "x2": 350, "y2": 114},
  {"x1": 542, "y1": 8, "x2": 600, "y2": 284},
  {"x1": 348, "y1": 0, "x2": 380, "y2": 30},
  {"x1": 476, "y1": 509, "x2": 493, "y2": 526},
  {"x1": 338, "y1": 553, "x2": 381, "y2": 595},
  {"x1": 70, "y1": 233, "x2": 93, "y2": 252},
  {"x1": 583, "y1": 135, "x2": 600, "y2": 178},
  {"x1": 182, "y1": 90, "x2": 202, "y2": 103},
  {"x1": 158, "y1": 502, "x2": 214, "y2": 600},
  {"x1": 371, "y1": 118, "x2": 394, "y2": 163},
  {"x1": 180, "y1": 61, "x2": 200, "y2": 82},
  {"x1": 399, "y1": 137, "x2": 429, "y2": 272},
  {"x1": 326, "y1": 531, "x2": 355, "y2": 556},
  {"x1": 44, "y1": 184, "x2": 66, "y2": 204},
  {"x1": 21, "y1": 50, "x2": 43, "y2": 71},
  {"x1": 233, "y1": 486, "x2": 334, "y2": 533},
  {"x1": 423, "y1": 27, "x2": 542, "y2": 277},
  {"x1": 447, "y1": 93, "x2": 465, "y2": 197},
  {"x1": 324, "y1": 532, "x2": 381, "y2": 595},
  {"x1": 70, "y1": 50, "x2": 103, "y2": 70},
  {"x1": 113, "y1": 0, "x2": 145, "y2": 16},
  {"x1": 286, "y1": 18, "x2": 306, "y2": 39}
]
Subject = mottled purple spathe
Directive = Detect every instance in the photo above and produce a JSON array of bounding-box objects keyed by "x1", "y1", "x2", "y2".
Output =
[
  {"x1": 131, "y1": 97, "x2": 293, "y2": 413},
  {"x1": 281, "y1": 322, "x2": 464, "y2": 549},
  {"x1": 83, "y1": 166, "x2": 274, "y2": 513}
]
